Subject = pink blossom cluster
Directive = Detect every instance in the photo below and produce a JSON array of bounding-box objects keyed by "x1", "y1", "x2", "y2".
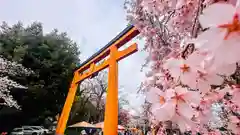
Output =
[{"x1": 125, "y1": 0, "x2": 240, "y2": 134}]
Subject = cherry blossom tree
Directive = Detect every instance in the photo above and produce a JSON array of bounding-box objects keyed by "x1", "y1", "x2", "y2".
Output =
[
  {"x1": 119, "y1": 109, "x2": 131, "y2": 126},
  {"x1": 0, "y1": 56, "x2": 32, "y2": 109},
  {"x1": 125, "y1": 0, "x2": 240, "y2": 134},
  {"x1": 69, "y1": 71, "x2": 108, "y2": 123}
]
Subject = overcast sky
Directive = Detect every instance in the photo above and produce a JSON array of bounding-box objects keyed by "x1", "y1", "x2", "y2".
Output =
[{"x1": 0, "y1": 0, "x2": 147, "y2": 114}]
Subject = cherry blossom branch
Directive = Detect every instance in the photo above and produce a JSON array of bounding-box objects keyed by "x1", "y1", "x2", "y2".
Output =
[
  {"x1": 125, "y1": 0, "x2": 240, "y2": 134},
  {"x1": 191, "y1": 0, "x2": 204, "y2": 38},
  {"x1": 0, "y1": 56, "x2": 32, "y2": 109}
]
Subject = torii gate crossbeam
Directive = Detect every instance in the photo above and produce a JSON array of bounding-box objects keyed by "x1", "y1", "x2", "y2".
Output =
[{"x1": 55, "y1": 25, "x2": 139, "y2": 135}]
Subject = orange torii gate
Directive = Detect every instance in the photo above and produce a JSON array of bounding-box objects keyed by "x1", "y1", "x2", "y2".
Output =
[{"x1": 55, "y1": 25, "x2": 140, "y2": 135}]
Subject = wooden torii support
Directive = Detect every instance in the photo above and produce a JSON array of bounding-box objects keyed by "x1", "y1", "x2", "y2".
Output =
[{"x1": 55, "y1": 25, "x2": 140, "y2": 135}]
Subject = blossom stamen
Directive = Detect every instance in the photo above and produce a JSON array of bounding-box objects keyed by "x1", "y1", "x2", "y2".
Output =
[
  {"x1": 172, "y1": 93, "x2": 185, "y2": 104},
  {"x1": 159, "y1": 96, "x2": 165, "y2": 104},
  {"x1": 180, "y1": 64, "x2": 190, "y2": 73},
  {"x1": 218, "y1": 13, "x2": 240, "y2": 40}
]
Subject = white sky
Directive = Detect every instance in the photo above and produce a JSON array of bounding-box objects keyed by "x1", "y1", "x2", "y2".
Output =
[{"x1": 0, "y1": 0, "x2": 148, "y2": 113}]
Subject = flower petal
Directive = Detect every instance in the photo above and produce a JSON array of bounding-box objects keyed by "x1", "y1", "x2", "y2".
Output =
[
  {"x1": 186, "y1": 51, "x2": 205, "y2": 66},
  {"x1": 229, "y1": 115, "x2": 240, "y2": 123},
  {"x1": 199, "y1": 3, "x2": 235, "y2": 29},
  {"x1": 146, "y1": 92, "x2": 159, "y2": 104},
  {"x1": 228, "y1": 122, "x2": 240, "y2": 134},
  {"x1": 213, "y1": 38, "x2": 240, "y2": 65},
  {"x1": 169, "y1": 68, "x2": 181, "y2": 79},
  {"x1": 151, "y1": 103, "x2": 162, "y2": 113},
  {"x1": 183, "y1": 91, "x2": 201, "y2": 105},
  {"x1": 172, "y1": 115, "x2": 191, "y2": 132},
  {"x1": 146, "y1": 87, "x2": 165, "y2": 103},
  {"x1": 178, "y1": 102, "x2": 194, "y2": 120},
  {"x1": 175, "y1": 86, "x2": 188, "y2": 95},
  {"x1": 165, "y1": 88, "x2": 176, "y2": 99},
  {"x1": 197, "y1": 80, "x2": 211, "y2": 94},
  {"x1": 163, "y1": 58, "x2": 181, "y2": 69},
  {"x1": 232, "y1": 92, "x2": 240, "y2": 106},
  {"x1": 164, "y1": 58, "x2": 182, "y2": 78},
  {"x1": 195, "y1": 28, "x2": 226, "y2": 50},
  {"x1": 208, "y1": 74, "x2": 224, "y2": 85},
  {"x1": 153, "y1": 99, "x2": 176, "y2": 121},
  {"x1": 215, "y1": 63, "x2": 236, "y2": 76},
  {"x1": 181, "y1": 72, "x2": 197, "y2": 87}
]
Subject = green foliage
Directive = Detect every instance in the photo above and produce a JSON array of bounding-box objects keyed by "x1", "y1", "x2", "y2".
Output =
[{"x1": 0, "y1": 21, "x2": 80, "y2": 125}]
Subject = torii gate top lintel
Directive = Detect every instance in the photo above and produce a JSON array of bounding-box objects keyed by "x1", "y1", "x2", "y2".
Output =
[
  {"x1": 74, "y1": 24, "x2": 140, "y2": 83},
  {"x1": 75, "y1": 25, "x2": 138, "y2": 71},
  {"x1": 55, "y1": 24, "x2": 140, "y2": 135}
]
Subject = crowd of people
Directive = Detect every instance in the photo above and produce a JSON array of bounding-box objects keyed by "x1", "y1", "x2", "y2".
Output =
[{"x1": 79, "y1": 128, "x2": 151, "y2": 135}]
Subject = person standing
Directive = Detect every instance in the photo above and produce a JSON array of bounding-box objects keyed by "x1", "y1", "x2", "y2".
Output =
[
  {"x1": 146, "y1": 130, "x2": 151, "y2": 135},
  {"x1": 81, "y1": 130, "x2": 87, "y2": 135}
]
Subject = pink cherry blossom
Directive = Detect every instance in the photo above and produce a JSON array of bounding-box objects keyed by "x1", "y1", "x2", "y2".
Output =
[
  {"x1": 152, "y1": 97, "x2": 176, "y2": 122},
  {"x1": 199, "y1": 3, "x2": 236, "y2": 29},
  {"x1": 229, "y1": 115, "x2": 240, "y2": 123},
  {"x1": 152, "y1": 86, "x2": 200, "y2": 123},
  {"x1": 125, "y1": 0, "x2": 240, "y2": 133},
  {"x1": 153, "y1": 86, "x2": 200, "y2": 132},
  {"x1": 228, "y1": 123, "x2": 240, "y2": 134},
  {"x1": 228, "y1": 115, "x2": 240, "y2": 134},
  {"x1": 212, "y1": 63, "x2": 237, "y2": 76},
  {"x1": 199, "y1": 53, "x2": 237, "y2": 76},
  {"x1": 146, "y1": 87, "x2": 166, "y2": 105},
  {"x1": 197, "y1": 104, "x2": 212, "y2": 125},
  {"x1": 171, "y1": 113, "x2": 196, "y2": 132},
  {"x1": 197, "y1": 2, "x2": 240, "y2": 66},
  {"x1": 164, "y1": 57, "x2": 198, "y2": 86},
  {"x1": 189, "y1": 69, "x2": 224, "y2": 94}
]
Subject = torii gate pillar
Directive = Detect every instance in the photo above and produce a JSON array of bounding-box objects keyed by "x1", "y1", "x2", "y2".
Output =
[{"x1": 55, "y1": 25, "x2": 139, "y2": 135}]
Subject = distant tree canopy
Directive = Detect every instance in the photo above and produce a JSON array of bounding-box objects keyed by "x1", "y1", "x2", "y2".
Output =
[{"x1": 0, "y1": 21, "x2": 80, "y2": 129}]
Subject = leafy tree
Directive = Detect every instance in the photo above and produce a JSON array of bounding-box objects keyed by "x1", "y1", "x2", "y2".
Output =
[{"x1": 0, "y1": 21, "x2": 80, "y2": 126}]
